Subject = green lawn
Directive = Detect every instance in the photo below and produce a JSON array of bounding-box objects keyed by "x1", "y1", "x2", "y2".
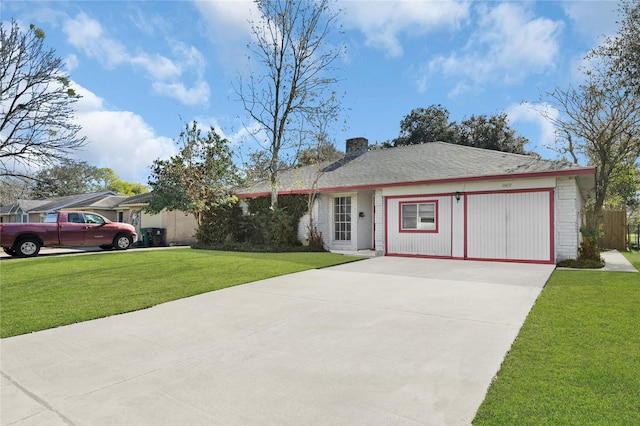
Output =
[
  {"x1": 0, "y1": 248, "x2": 361, "y2": 338},
  {"x1": 474, "y1": 251, "x2": 640, "y2": 425}
]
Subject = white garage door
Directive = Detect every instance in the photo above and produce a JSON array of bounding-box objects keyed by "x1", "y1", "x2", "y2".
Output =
[{"x1": 466, "y1": 190, "x2": 553, "y2": 262}]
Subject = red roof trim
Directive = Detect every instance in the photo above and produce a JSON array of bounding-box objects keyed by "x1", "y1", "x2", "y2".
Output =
[{"x1": 236, "y1": 167, "x2": 596, "y2": 198}]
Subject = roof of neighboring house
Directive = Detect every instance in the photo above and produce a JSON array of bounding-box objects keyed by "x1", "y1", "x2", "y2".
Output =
[
  {"x1": 0, "y1": 191, "x2": 120, "y2": 215},
  {"x1": 237, "y1": 142, "x2": 596, "y2": 197},
  {"x1": 84, "y1": 195, "x2": 128, "y2": 209},
  {"x1": 119, "y1": 192, "x2": 153, "y2": 206},
  {"x1": 33, "y1": 191, "x2": 120, "y2": 212}
]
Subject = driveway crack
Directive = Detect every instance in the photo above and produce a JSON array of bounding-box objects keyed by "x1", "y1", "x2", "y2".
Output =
[{"x1": 1, "y1": 371, "x2": 75, "y2": 426}]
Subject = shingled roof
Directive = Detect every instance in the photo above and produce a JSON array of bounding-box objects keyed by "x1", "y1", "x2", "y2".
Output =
[{"x1": 238, "y1": 142, "x2": 595, "y2": 197}]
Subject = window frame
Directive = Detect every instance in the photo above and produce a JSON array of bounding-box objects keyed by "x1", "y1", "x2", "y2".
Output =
[
  {"x1": 399, "y1": 200, "x2": 439, "y2": 233},
  {"x1": 333, "y1": 196, "x2": 352, "y2": 241}
]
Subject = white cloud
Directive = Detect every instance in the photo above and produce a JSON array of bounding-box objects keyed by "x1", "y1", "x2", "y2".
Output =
[
  {"x1": 193, "y1": 0, "x2": 257, "y2": 71},
  {"x1": 64, "y1": 53, "x2": 80, "y2": 72},
  {"x1": 62, "y1": 12, "x2": 209, "y2": 106},
  {"x1": 342, "y1": 0, "x2": 469, "y2": 58},
  {"x1": 152, "y1": 81, "x2": 210, "y2": 106},
  {"x1": 428, "y1": 3, "x2": 563, "y2": 92},
  {"x1": 562, "y1": 1, "x2": 618, "y2": 42},
  {"x1": 72, "y1": 84, "x2": 176, "y2": 183},
  {"x1": 507, "y1": 102, "x2": 561, "y2": 159}
]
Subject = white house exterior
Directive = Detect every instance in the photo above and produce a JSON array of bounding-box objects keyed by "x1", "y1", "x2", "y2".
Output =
[{"x1": 238, "y1": 139, "x2": 596, "y2": 264}]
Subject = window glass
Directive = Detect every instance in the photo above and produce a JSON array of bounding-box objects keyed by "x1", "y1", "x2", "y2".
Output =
[
  {"x1": 44, "y1": 213, "x2": 58, "y2": 223},
  {"x1": 84, "y1": 213, "x2": 105, "y2": 224},
  {"x1": 401, "y1": 202, "x2": 436, "y2": 231},
  {"x1": 67, "y1": 213, "x2": 82, "y2": 223},
  {"x1": 334, "y1": 197, "x2": 351, "y2": 241}
]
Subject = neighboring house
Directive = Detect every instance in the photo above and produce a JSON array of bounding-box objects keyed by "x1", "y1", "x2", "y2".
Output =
[
  {"x1": 0, "y1": 191, "x2": 198, "y2": 246},
  {"x1": 117, "y1": 193, "x2": 198, "y2": 246},
  {"x1": 237, "y1": 138, "x2": 596, "y2": 264},
  {"x1": 0, "y1": 192, "x2": 123, "y2": 223}
]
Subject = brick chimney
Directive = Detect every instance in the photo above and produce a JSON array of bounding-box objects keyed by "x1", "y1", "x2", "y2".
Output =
[{"x1": 345, "y1": 137, "x2": 368, "y2": 156}]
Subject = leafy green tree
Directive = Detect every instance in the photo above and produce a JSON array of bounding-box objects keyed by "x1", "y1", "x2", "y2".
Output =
[
  {"x1": 93, "y1": 168, "x2": 147, "y2": 196},
  {"x1": 243, "y1": 150, "x2": 289, "y2": 183},
  {"x1": 392, "y1": 105, "x2": 456, "y2": 146},
  {"x1": 146, "y1": 121, "x2": 242, "y2": 226},
  {"x1": 236, "y1": 0, "x2": 344, "y2": 209},
  {"x1": 0, "y1": 20, "x2": 85, "y2": 179},
  {"x1": 606, "y1": 160, "x2": 639, "y2": 210},
  {"x1": 590, "y1": 0, "x2": 640, "y2": 95},
  {"x1": 295, "y1": 140, "x2": 343, "y2": 166},
  {"x1": 454, "y1": 114, "x2": 528, "y2": 154},
  {"x1": 29, "y1": 160, "x2": 147, "y2": 198},
  {"x1": 30, "y1": 159, "x2": 100, "y2": 198},
  {"x1": 392, "y1": 105, "x2": 530, "y2": 154}
]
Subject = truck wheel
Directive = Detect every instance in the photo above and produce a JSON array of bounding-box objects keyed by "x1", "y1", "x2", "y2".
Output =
[
  {"x1": 15, "y1": 237, "x2": 41, "y2": 257},
  {"x1": 3, "y1": 247, "x2": 16, "y2": 256},
  {"x1": 114, "y1": 234, "x2": 132, "y2": 250}
]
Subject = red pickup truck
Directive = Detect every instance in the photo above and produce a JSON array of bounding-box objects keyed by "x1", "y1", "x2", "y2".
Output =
[{"x1": 0, "y1": 211, "x2": 138, "y2": 257}]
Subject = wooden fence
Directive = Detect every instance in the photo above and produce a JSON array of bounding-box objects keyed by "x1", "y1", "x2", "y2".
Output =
[{"x1": 599, "y1": 210, "x2": 627, "y2": 250}]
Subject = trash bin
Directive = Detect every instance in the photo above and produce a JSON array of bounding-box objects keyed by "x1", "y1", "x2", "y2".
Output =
[
  {"x1": 148, "y1": 228, "x2": 166, "y2": 247},
  {"x1": 140, "y1": 228, "x2": 150, "y2": 247}
]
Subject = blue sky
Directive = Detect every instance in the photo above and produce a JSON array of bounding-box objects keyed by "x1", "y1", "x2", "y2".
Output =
[{"x1": 2, "y1": 0, "x2": 621, "y2": 184}]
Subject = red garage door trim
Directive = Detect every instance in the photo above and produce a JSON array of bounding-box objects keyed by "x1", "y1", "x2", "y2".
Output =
[
  {"x1": 463, "y1": 188, "x2": 555, "y2": 264},
  {"x1": 385, "y1": 188, "x2": 555, "y2": 264}
]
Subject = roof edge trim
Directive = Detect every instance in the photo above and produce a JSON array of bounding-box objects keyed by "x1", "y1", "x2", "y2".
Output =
[{"x1": 236, "y1": 168, "x2": 597, "y2": 198}]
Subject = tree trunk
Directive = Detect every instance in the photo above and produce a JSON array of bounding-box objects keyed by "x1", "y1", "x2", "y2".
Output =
[{"x1": 270, "y1": 173, "x2": 278, "y2": 210}]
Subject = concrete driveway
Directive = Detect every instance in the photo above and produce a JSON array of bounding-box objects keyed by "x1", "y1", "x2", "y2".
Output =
[{"x1": 1, "y1": 257, "x2": 554, "y2": 425}]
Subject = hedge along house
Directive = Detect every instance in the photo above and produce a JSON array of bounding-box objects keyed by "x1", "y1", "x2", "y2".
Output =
[{"x1": 237, "y1": 138, "x2": 596, "y2": 264}]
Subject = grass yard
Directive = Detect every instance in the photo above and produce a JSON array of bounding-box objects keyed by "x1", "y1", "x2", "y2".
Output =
[
  {"x1": 474, "y1": 251, "x2": 640, "y2": 425},
  {"x1": 0, "y1": 248, "x2": 361, "y2": 338}
]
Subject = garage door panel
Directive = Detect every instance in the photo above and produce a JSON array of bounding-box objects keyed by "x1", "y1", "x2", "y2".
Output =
[
  {"x1": 467, "y1": 191, "x2": 551, "y2": 262},
  {"x1": 506, "y1": 192, "x2": 550, "y2": 260},
  {"x1": 467, "y1": 194, "x2": 506, "y2": 259}
]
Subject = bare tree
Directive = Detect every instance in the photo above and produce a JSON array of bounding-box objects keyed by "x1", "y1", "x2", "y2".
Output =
[
  {"x1": 0, "y1": 20, "x2": 86, "y2": 179},
  {"x1": 590, "y1": 0, "x2": 640, "y2": 95},
  {"x1": 543, "y1": 64, "x2": 640, "y2": 227},
  {"x1": 236, "y1": 0, "x2": 344, "y2": 208}
]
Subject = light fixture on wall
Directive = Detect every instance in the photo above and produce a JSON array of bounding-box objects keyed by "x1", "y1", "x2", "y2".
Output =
[{"x1": 454, "y1": 192, "x2": 461, "y2": 202}]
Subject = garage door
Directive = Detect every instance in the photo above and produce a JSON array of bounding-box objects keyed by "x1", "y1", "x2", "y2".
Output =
[{"x1": 466, "y1": 190, "x2": 553, "y2": 262}]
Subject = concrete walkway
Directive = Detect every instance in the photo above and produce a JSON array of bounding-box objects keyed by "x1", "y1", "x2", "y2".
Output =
[
  {"x1": 600, "y1": 250, "x2": 638, "y2": 272},
  {"x1": 1, "y1": 257, "x2": 554, "y2": 426}
]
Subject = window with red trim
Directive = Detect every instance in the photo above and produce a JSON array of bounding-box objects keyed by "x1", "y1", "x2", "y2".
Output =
[{"x1": 400, "y1": 201, "x2": 437, "y2": 232}]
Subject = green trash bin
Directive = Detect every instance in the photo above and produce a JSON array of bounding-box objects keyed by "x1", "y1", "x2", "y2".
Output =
[{"x1": 140, "y1": 228, "x2": 150, "y2": 247}]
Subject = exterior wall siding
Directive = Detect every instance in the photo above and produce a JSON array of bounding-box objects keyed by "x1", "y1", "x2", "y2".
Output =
[
  {"x1": 374, "y1": 189, "x2": 384, "y2": 255},
  {"x1": 555, "y1": 177, "x2": 581, "y2": 260},
  {"x1": 386, "y1": 195, "x2": 452, "y2": 257},
  {"x1": 162, "y1": 210, "x2": 198, "y2": 245}
]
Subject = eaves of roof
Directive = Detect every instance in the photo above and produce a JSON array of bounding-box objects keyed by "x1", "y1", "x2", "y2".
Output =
[{"x1": 118, "y1": 192, "x2": 153, "y2": 207}]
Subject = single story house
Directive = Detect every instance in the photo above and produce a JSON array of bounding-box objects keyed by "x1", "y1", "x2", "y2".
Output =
[
  {"x1": 115, "y1": 193, "x2": 198, "y2": 246},
  {"x1": 0, "y1": 191, "x2": 124, "y2": 223},
  {"x1": 237, "y1": 138, "x2": 596, "y2": 264},
  {"x1": 0, "y1": 191, "x2": 197, "y2": 246}
]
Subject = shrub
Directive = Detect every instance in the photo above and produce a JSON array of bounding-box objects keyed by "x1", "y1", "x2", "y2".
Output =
[
  {"x1": 578, "y1": 226, "x2": 604, "y2": 261},
  {"x1": 196, "y1": 194, "x2": 314, "y2": 250},
  {"x1": 195, "y1": 202, "x2": 243, "y2": 245},
  {"x1": 307, "y1": 226, "x2": 325, "y2": 250},
  {"x1": 557, "y1": 258, "x2": 605, "y2": 269}
]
